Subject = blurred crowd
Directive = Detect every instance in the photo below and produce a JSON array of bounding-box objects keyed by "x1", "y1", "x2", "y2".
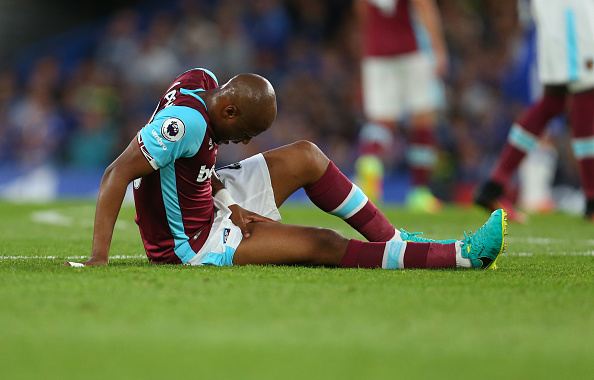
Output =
[{"x1": 0, "y1": 0, "x2": 581, "y2": 201}]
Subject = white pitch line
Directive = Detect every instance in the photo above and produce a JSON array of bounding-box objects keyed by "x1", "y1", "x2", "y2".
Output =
[
  {"x1": 2, "y1": 251, "x2": 594, "y2": 261},
  {"x1": 31, "y1": 210, "x2": 73, "y2": 226},
  {"x1": 0, "y1": 255, "x2": 145, "y2": 260},
  {"x1": 30, "y1": 209, "x2": 132, "y2": 230}
]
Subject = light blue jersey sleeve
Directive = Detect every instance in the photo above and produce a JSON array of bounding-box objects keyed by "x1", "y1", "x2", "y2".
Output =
[{"x1": 139, "y1": 105, "x2": 207, "y2": 169}]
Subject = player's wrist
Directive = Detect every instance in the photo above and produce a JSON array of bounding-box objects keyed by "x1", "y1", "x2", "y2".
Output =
[{"x1": 214, "y1": 189, "x2": 237, "y2": 208}]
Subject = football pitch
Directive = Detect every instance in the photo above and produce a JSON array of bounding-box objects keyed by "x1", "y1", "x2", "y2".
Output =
[{"x1": 1, "y1": 201, "x2": 593, "y2": 380}]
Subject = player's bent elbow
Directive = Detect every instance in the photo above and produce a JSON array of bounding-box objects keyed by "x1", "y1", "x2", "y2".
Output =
[
  {"x1": 100, "y1": 162, "x2": 135, "y2": 190},
  {"x1": 102, "y1": 161, "x2": 116, "y2": 178}
]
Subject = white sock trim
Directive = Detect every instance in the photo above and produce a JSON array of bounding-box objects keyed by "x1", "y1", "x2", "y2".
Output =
[
  {"x1": 381, "y1": 241, "x2": 407, "y2": 269},
  {"x1": 455, "y1": 241, "x2": 472, "y2": 268},
  {"x1": 389, "y1": 229, "x2": 402, "y2": 242}
]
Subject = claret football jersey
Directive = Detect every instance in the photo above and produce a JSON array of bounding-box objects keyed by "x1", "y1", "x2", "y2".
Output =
[
  {"x1": 362, "y1": 0, "x2": 418, "y2": 57},
  {"x1": 133, "y1": 68, "x2": 219, "y2": 264}
]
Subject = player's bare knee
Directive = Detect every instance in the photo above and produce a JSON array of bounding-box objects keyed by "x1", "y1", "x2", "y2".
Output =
[
  {"x1": 290, "y1": 140, "x2": 330, "y2": 182},
  {"x1": 309, "y1": 227, "x2": 349, "y2": 265},
  {"x1": 292, "y1": 140, "x2": 325, "y2": 161}
]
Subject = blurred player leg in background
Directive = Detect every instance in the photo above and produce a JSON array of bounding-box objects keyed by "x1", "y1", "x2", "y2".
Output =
[
  {"x1": 355, "y1": 0, "x2": 448, "y2": 213},
  {"x1": 517, "y1": 134, "x2": 557, "y2": 213},
  {"x1": 475, "y1": 0, "x2": 594, "y2": 221},
  {"x1": 403, "y1": 53, "x2": 443, "y2": 214},
  {"x1": 570, "y1": 87, "x2": 594, "y2": 220},
  {"x1": 511, "y1": 0, "x2": 558, "y2": 216},
  {"x1": 475, "y1": 85, "x2": 567, "y2": 222}
]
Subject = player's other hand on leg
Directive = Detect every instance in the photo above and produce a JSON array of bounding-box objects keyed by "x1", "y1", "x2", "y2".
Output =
[{"x1": 228, "y1": 204, "x2": 279, "y2": 238}]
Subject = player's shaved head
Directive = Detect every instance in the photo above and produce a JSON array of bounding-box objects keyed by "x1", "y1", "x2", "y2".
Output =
[
  {"x1": 201, "y1": 72, "x2": 277, "y2": 144},
  {"x1": 222, "y1": 73, "x2": 277, "y2": 133}
]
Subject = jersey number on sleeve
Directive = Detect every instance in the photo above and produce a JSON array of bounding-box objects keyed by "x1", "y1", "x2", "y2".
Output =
[
  {"x1": 164, "y1": 89, "x2": 177, "y2": 108},
  {"x1": 147, "y1": 89, "x2": 178, "y2": 124}
]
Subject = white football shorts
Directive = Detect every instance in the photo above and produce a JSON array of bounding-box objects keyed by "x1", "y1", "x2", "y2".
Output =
[
  {"x1": 186, "y1": 153, "x2": 281, "y2": 266},
  {"x1": 361, "y1": 51, "x2": 442, "y2": 120},
  {"x1": 532, "y1": 0, "x2": 594, "y2": 92}
]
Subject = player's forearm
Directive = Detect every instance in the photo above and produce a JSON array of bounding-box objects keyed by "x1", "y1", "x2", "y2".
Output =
[
  {"x1": 211, "y1": 173, "x2": 238, "y2": 208},
  {"x1": 211, "y1": 172, "x2": 225, "y2": 195},
  {"x1": 89, "y1": 166, "x2": 129, "y2": 264},
  {"x1": 414, "y1": 0, "x2": 447, "y2": 56}
]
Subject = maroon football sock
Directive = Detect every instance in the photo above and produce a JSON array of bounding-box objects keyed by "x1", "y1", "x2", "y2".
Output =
[
  {"x1": 339, "y1": 240, "x2": 458, "y2": 269},
  {"x1": 339, "y1": 240, "x2": 385, "y2": 269},
  {"x1": 358, "y1": 122, "x2": 392, "y2": 156},
  {"x1": 305, "y1": 161, "x2": 396, "y2": 242},
  {"x1": 491, "y1": 93, "x2": 566, "y2": 185},
  {"x1": 570, "y1": 89, "x2": 594, "y2": 199},
  {"x1": 408, "y1": 127, "x2": 437, "y2": 186},
  {"x1": 403, "y1": 242, "x2": 457, "y2": 269}
]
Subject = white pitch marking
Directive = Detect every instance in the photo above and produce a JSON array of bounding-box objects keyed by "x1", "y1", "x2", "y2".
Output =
[
  {"x1": 31, "y1": 210, "x2": 73, "y2": 226},
  {"x1": 30, "y1": 208, "x2": 132, "y2": 230},
  {"x1": 0, "y1": 255, "x2": 145, "y2": 260}
]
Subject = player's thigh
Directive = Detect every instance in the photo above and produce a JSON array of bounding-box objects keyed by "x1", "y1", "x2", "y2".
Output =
[
  {"x1": 233, "y1": 222, "x2": 349, "y2": 266},
  {"x1": 218, "y1": 142, "x2": 329, "y2": 210},
  {"x1": 216, "y1": 154, "x2": 281, "y2": 221},
  {"x1": 361, "y1": 56, "x2": 403, "y2": 120}
]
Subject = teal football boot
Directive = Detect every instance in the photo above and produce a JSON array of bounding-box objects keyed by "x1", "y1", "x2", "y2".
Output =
[{"x1": 461, "y1": 209, "x2": 508, "y2": 269}]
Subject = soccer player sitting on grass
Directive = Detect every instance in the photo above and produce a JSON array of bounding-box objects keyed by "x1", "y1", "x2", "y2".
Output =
[{"x1": 65, "y1": 68, "x2": 507, "y2": 270}]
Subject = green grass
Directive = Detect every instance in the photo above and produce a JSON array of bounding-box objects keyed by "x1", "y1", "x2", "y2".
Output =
[{"x1": 1, "y1": 200, "x2": 593, "y2": 379}]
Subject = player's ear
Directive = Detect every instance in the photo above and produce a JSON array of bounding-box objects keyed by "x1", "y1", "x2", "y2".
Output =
[{"x1": 223, "y1": 105, "x2": 237, "y2": 119}]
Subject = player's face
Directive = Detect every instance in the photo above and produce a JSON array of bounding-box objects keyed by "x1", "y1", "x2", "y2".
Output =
[
  {"x1": 214, "y1": 119, "x2": 266, "y2": 145},
  {"x1": 212, "y1": 102, "x2": 275, "y2": 145}
]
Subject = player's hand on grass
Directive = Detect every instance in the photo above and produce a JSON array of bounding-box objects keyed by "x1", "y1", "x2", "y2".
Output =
[
  {"x1": 62, "y1": 257, "x2": 108, "y2": 267},
  {"x1": 228, "y1": 204, "x2": 279, "y2": 238},
  {"x1": 62, "y1": 261, "x2": 83, "y2": 267}
]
